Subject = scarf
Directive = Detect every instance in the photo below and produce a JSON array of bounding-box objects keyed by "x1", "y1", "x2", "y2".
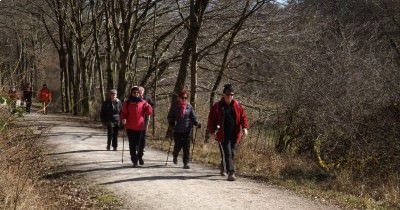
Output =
[
  {"x1": 178, "y1": 101, "x2": 187, "y2": 119},
  {"x1": 128, "y1": 96, "x2": 142, "y2": 103}
]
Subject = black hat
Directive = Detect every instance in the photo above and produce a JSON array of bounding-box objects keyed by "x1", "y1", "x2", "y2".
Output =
[{"x1": 223, "y1": 84, "x2": 234, "y2": 94}]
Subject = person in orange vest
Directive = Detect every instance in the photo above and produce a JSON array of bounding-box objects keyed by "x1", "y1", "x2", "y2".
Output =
[{"x1": 38, "y1": 84, "x2": 52, "y2": 114}]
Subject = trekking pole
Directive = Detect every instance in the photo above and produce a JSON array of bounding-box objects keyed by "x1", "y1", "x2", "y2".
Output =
[
  {"x1": 190, "y1": 126, "x2": 198, "y2": 162},
  {"x1": 214, "y1": 125, "x2": 226, "y2": 175},
  {"x1": 165, "y1": 135, "x2": 174, "y2": 166},
  {"x1": 122, "y1": 127, "x2": 126, "y2": 164}
]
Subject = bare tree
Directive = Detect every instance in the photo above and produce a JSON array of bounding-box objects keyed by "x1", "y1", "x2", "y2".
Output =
[{"x1": 173, "y1": 0, "x2": 209, "y2": 97}]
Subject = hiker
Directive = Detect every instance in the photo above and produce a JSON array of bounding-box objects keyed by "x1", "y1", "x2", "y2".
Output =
[
  {"x1": 167, "y1": 89, "x2": 201, "y2": 169},
  {"x1": 8, "y1": 86, "x2": 18, "y2": 110},
  {"x1": 207, "y1": 84, "x2": 248, "y2": 181},
  {"x1": 38, "y1": 84, "x2": 52, "y2": 114},
  {"x1": 100, "y1": 89, "x2": 122, "y2": 151},
  {"x1": 138, "y1": 86, "x2": 154, "y2": 152},
  {"x1": 121, "y1": 86, "x2": 153, "y2": 167},
  {"x1": 22, "y1": 83, "x2": 33, "y2": 113}
]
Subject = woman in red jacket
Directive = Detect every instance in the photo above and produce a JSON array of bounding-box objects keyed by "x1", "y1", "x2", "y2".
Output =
[
  {"x1": 38, "y1": 84, "x2": 52, "y2": 114},
  {"x1": 121, "y1": 86, "x2": 153, "y2": 167},
  {"x1": 207, "y1": 84, "x2": 248, "y2": 181}
]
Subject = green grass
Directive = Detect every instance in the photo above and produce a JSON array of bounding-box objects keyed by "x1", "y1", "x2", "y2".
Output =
[{"x1": 96, "y1": 193, "x2": 121, "y2": 205}]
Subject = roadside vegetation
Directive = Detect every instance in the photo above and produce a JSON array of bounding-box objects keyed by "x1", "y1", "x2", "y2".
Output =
[
  {"x1": 149, "y1": 95, "x2": 399, "y2": 210},
  {"x1": 0, "y1": 96, "x2": 122, "y2": 210}
]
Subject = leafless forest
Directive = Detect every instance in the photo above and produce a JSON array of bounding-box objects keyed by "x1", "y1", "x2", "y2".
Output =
[{"x1": 0, "y1": 0, "x2": 399, "y2": 208}]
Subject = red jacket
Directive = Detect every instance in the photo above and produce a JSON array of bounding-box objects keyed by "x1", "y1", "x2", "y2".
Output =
[
  {"x1": 38, "y1": 87, "x2": 52, "y2": 103},
  {"x1": 121, "y1": 99, "x2": 152, "y2": 131},
  {"x1": 207, "y1": 98, "x2": 249, "y2": 144}
]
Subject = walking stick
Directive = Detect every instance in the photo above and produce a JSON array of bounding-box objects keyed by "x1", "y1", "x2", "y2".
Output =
[
  {"x1": 214, "y1": 125, "x2": 226, "y2": 175},
  {"x1": 122, "y1": 127, "x2": 126, "y2": 164},
  {"x1": 190, "y1": 126, "x2": 198, "y2": 162},
  {"x1": 165, "y1": 135, "x2": 174, "y2": 166}
]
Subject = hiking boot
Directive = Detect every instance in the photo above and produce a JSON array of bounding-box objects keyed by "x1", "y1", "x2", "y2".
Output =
[
  {"x1": 113, "y1": 147, "x2": 117, "y2": 151},
  {"x1": 183, "y1": 164, "x2": 190, "y2": 169},
  {"x1": 139, "y1": 158, "x2": 144, "y2": 165},
  {"x1": 227, "y1": 172, "x2": 236, "y2": 181},
  {"x1": 106, "y1": 145, "x2": 110, "y2": 151},
  {"x1": 173, "y1": 157, "x2": 178, "y2": 165}
]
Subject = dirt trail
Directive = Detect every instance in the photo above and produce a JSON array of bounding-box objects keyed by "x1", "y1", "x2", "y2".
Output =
[{"x1": 24, "y1": 113, "x2": 341, "y2": 210}]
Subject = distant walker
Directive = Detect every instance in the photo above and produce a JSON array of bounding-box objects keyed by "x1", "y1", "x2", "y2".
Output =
[{"x1": 38, "y1": 84, "x2": 52, "y2": 114}]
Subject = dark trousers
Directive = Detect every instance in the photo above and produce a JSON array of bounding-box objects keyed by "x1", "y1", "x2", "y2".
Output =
[
  {"x1": 219, "y1": 136, "x2": 236, "y2": 173},
  {"x1": 127, "y1": 129, "x2": 145, "y2": 164},
  {"x1": 106, "y1": 122, "x2": 119, "y2": 148},
  {"x1": 25, "y1": 100, "x2": 32, "y2": 112},
  {"x1": 141, "y1": 130, "x2": 147, "y2": 150},
  {"x1": 173, "y1": 132, "x2": 191, "y2": 165}
]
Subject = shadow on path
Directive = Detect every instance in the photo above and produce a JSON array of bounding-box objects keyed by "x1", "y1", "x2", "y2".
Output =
[
  {"x1": 100, "y1": 174, "x2": 219, "y2": 185},
  {"x1": 47, "y1": 149, "x2": 108, "y2": 156}
]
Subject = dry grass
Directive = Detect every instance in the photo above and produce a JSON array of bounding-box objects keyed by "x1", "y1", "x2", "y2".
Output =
[
  {"x1": 138, "y1": 97, "x2": 400, "y2": 209},
  {"x1": 2, "y1": 95, "x2": 398, "y2": 209},
  {"x1": 0, "y1": 106, "x2": 123, "y2": 210},
  {"x1": 147, "y1": 125, "x2": 400, "y2": 210}
]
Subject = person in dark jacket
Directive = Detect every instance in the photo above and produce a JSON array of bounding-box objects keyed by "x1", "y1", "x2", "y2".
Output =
[
  {"x1": 101, "y1": 89, "x2": 122, "y2": 151},
  {"x1": 121, "y1": 86, "x2": 153, "y2": 167},
  {"x1": 207, "y1": 84, "x2": 248, "y2": 181},
  {"x1": 167, "y1": 89, "x2": 201, "y2": 169},
  {"x1": 22, "y1": 83, "x2": 32, "y2": 113}
]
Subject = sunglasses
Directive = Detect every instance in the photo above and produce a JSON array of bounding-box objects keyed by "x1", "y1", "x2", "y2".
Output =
[
  {"x1": 132, "y1": 91, "x2": 140, "y2": 94},
  {"x1": 181, "y1": 96, "x2": 188, "y2": 99}
]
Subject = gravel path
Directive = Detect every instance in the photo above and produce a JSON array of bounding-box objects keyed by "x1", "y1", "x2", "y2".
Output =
[{"x1": 25, "y1": 113, "x2": 341, "y2": 210}]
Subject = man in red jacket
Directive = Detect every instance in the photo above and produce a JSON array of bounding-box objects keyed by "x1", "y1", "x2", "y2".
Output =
[
  {"x1": 121, "y1": 86, "x2": 153, "y2": 167},
  {"x1": 207, "y1": 84, "x2": 248, "y2": 181}
]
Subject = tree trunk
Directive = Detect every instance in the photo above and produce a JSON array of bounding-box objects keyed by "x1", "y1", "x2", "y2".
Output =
[
  {"x1": 173, "y1": 0, "x2": 209, "y2": 99},
  {"x1": 104, "y1": 1, "x2": 114, "y2": 92}
]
